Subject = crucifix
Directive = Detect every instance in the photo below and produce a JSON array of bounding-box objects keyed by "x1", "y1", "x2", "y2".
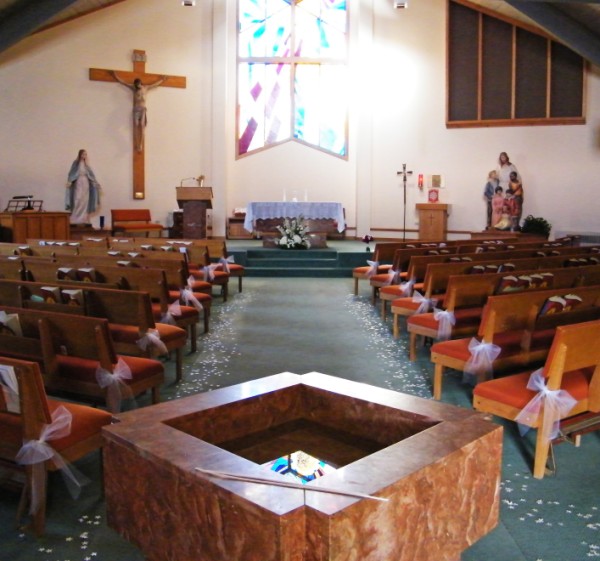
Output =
[
  {"x1": 89, "y1": 50, "x2": 186, "y2": 200},
  {"x1": 397, "y1": 163, "x2": 413, "y2": 241}
]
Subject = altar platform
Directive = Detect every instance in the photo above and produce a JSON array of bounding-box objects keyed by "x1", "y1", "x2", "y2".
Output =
[
  {"x1": 103, "y1": 372, "x2": 502, "y2": 561},
  {"x1": 225, "y1": 239, "x2": 369, "y2": 277}
]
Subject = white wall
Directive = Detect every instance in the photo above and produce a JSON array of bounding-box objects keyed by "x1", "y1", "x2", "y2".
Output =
[{"x1": 0, "y1": 0, "x2": 598, "y2": 238}]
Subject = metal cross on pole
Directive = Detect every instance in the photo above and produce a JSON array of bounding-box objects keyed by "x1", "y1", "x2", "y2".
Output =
[{"x1": 397, "y1": 164, "x2": 413, "y2": 241}]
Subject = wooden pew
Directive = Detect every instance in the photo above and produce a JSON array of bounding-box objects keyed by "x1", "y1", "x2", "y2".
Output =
[
  {"x1": 0, "y1": 305, "x2": 165, "y2": 411},
  {"x1": 26, "y1": 237, "x2": 109, "y2": 247},
  {"x1": 376, "y1": 248, "x2": 600, "y2": 310},
  {"x1": 108, "y1": 237, "x2": 245, "y2": 292},
  {"x1": 0, "y1": 356, "x2": 113, "y2": 535},
  {"x1": 0, "y1": 278, "x2": 189, "y2": 382},
  {"x1": 21, "y1": 259, "x2": 205, "y2": 345},
  {"x1": 0, "y1": 256, "x2": 25, "y2": 280},
  {"x1": 407, "y1": 264, "x2": 600, "y2": 360},
  {"x1": 428, "y1": 285, "x2": 600, "y2": 400},
  {"x1": 387, "y1": 255, "x2": 599, "y2": 330},
  {"x1": 56, "y1": 254, "x2": 215, "y2": 310},
  {"x1": 473, "y1": 320, "x2": 600, "y2": 479},
  {"x1": 352, "y1": 242, "x2": 420, "y2": 295}
]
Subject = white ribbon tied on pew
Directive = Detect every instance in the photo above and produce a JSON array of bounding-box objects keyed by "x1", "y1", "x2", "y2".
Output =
[
  {"x1": 161, "y1": 300, "x2": 181, "y2": 325},
  {"x1": 219, "y1": 255, "x2": 235, "y2": 274},
  {"x1": 384, "y1": 269, "x2": 400, "y2": 286},
  {"x1": 202, "y1": 264, "x2": 220, "y2": 282},
  {"x1": 15, "y1": 405, "x2": 86, "y2": 515},
  {"x1": 365, "y1": 260, "x2": 379, "y2": 278},
  {"x1": 463, "y1": 338, "x2": 501, "y2": 385},
  {"x1": 412, "y1": 291, "x2": 438, "y2": 315},
  {"x1": 181, "y1": 287, "x2": 204, "y2": 313},
  {"x1": 515, "y1": 368, "x2": 577, "y2": 441},
  {"x1": 95, "y1": 358, "x2": 133, "y2": 413},
  {"x1": 433, "y1": 308, "x2": 456, "y2": 340},
  {"x1": 136, "y1": 328, "x2": 168, "y2": 357},
  {"x1": 399, "y1": 278, "x2": 415, "y2": 297}
]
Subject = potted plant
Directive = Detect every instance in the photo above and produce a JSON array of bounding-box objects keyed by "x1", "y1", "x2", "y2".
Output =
[{"x1": 520, "y1": 215, "x2": 552, "y2": 238}]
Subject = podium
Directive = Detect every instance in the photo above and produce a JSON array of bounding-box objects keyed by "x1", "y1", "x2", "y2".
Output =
[
  {"x1": 176, "y1": 187, "x2": 213, "y2": 239},
  {"x1": 416, "y1": 203, "x2": 449, "y2": 241}
]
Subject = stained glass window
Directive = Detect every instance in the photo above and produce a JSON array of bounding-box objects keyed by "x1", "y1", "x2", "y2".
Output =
[{"x1": 237, "y1": 0, "x2": 348, "y2": 158}]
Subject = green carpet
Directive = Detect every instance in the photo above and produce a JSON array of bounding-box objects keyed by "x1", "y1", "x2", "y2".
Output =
[{"x1": 1, "y1": 277, "x2": 599, "y2": 561}]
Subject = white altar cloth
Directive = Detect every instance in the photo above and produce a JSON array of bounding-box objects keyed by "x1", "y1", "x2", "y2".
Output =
[{"x1": 244, "y1": 202, "x2": 345, "y2": 233}]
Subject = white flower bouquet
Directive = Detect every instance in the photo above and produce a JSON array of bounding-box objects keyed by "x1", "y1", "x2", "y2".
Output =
[{"x1": 276, "y1": 216, "x2": 311, "y2": 249}]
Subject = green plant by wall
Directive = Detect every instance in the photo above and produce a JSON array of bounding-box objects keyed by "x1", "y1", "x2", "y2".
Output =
[{"x1": 521, "y1": 215, "x2": 552, "y2": 237}]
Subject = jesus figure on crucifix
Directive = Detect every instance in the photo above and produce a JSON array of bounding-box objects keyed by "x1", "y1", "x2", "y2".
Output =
[{"x1": 110, "y1": 70, "x2": 167, "y2": 152}]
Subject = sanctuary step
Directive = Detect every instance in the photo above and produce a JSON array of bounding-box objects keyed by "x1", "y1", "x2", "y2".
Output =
[{"x1": 230, "y1": 248, "x2": 367, "y2": 278}]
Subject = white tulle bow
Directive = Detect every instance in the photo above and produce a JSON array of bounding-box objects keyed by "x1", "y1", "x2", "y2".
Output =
[
  {"x1": 412, "y1": 291, "x2": 438, "y2": 314},
  {"x1": 515, "y1": 368, "x2": 577, "y2": 441},
  {"x1": 161, "y1": 301, "x2": 181, "y2": 325},
  {"x1": 95, "y1": 358, "x2": 133, "y2": 413},
  {"x1": 463, "y1": 338, "x2": 501, "y2": 384},
  {"x1": 16, "y1": 405, "x2": 85, "y2": 514},
  {"x1": 136, "y1": 328, "x2": 168, "y2": 356},
  {"x1": 181, "y1": 287, "x2": 204, "y2": 313},
  {"x1": 365, "y1": 260, "x2": 379, "y2": 278},
  {"x1": 202, "y1": 264, "x2": 220, "y2": 281},
  {"x1": 399, "y1": 278, "x2": 415, "y2": 297},
  {"x1": 385, "y1": 269, "x2": 400, "y2": 285},
  {"x1": 433, "y1": 308, "x2": 456, "y2": 340},
  {"x1": 219, "y1": 255, "x2": 235, "y2": 273}
]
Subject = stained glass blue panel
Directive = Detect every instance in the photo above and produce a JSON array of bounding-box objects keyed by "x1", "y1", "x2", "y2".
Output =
[
  {"x1": 294, "y1": 8, "x2": 346, "y2": 58},
  {"x1": 239, "y1": 0, "x2": 292, "y2": 58}
]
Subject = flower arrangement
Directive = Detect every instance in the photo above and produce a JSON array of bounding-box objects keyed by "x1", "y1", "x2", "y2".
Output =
[
  {"x1": 362, "y1": 234, "x2": 374, "y2": 252},
  {"x1": 276, "y1": 216, "x2": 311, "y2": 249}
]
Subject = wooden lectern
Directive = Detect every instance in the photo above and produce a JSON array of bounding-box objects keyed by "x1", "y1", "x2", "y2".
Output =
[
  {"x1": 176, "y1": 187, "x2": 213, "y2": 239},
  {"x1": 416, "y1": 203, "x2": 449, "y2": 241}
]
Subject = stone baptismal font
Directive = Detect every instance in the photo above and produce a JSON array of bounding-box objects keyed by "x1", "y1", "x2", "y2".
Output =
[{"x1": 103, "y1": 372, "x2": 502, "y2": 561}]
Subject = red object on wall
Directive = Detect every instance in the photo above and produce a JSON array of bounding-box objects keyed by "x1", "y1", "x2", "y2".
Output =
[{"x1": 418, "y1": 174, "x2": 424, "y2": 189}]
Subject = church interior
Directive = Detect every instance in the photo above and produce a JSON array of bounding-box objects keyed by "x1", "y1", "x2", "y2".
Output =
[{"x1": 1, "y1": 0, "x2": 600, "y2": 560}]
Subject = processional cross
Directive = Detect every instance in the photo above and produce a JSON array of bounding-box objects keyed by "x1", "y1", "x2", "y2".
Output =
[
  {"x1": 397, "y1": 164, "x2": 413, "y2": 241},
  {"x1": 89, "y1": 50, "x2": 186, "y2": 200}
]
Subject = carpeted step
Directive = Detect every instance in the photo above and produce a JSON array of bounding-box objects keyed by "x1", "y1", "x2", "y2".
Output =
[{"x1": 229, "y1": 248, "x2": 369, "y2": 278}]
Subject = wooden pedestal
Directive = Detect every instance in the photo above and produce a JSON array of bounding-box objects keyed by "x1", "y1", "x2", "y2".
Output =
[{"x1": 416, "y1": 203, "x2": 449, "y2": 241}]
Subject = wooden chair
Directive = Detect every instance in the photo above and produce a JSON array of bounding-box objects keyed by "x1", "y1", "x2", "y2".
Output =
[
  {"x1": 110, "y1": 209, "x2": 165, "y2": 237},
  {"x1": 0, "y1": 356, "x2": 113, "y2": 535},
  {"x1": 473, "y1": 320, "x2": 600, "y2": 479}
]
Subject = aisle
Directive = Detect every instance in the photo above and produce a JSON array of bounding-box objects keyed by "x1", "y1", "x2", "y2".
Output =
[
  {"x1": 1, "y1": 278, "x2": 599, "y2": 561},
  {"x1": 169, "y1": 277, "x2": 434, "y2": 400}
]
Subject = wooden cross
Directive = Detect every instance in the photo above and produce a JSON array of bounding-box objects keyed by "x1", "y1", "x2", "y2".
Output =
[{"x1": 89, "y1": 50, "x2": 186, "y2": 200}]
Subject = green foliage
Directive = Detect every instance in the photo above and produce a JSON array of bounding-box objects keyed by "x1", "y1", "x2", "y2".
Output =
[{"x1": 521, "y1": 215, "x2": 552, "y2": 237}]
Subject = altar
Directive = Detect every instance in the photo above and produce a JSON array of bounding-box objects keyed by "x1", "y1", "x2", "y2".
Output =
[{"x1": 244, "y1": 202, "x2": 345, "y2": 234}]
